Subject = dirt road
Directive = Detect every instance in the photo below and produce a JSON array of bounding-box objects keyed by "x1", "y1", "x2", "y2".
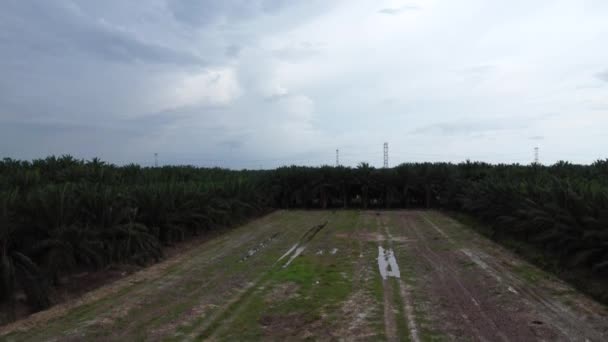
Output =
[{"x1": 1, "y1": 210, "x2": 607, "y2": 341}]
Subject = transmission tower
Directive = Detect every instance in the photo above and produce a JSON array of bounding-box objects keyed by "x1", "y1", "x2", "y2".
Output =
[
  {"x1": 336, "y1": 149, "x2": 340, "y2": 167},
  {"x1": 383, "y1": 142, "x2": 389, "y2": 168},
  {"x1": 154, "y1": 153, "x2": 158, "y2": 167},
  {"x1": 534, "y1": 147, "x2": 539, "y2": 165}
]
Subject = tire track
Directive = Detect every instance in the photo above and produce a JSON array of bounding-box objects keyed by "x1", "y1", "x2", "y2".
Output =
[
  {"x1": 196, "y1": 214, "x2": 331, "y2": 340},
  {"x1": 112, "y1": 214, "x2": 292, "y2": 340},
  {"x1": 3, "y1": 211, "x2": 288, "y2": 339},
  {"x1": 440, "y1": 213, "x2": 608, "y2": 340},
  {"x1": 425, "y1": 212, "x2": 608, "y2": 341},
  {"x1": 144, "y1": 211, "x2": 318, "y2": 340},
  {"x1": 404, "y1": 212, "x2": 513, "y2": 341},
  {"x1": 276, "y1": 221, "x2": 328, "y2": 268},
  {"x1": 419, "y1": 212, "x2": 607, "y2": 341},
  {"x1": 377, "y1": 213, "x2": 420, "y2": 342}
]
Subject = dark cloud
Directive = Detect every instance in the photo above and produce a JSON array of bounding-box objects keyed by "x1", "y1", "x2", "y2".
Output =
[
  {"x1": 225, "y1": 44, "x2": 242, "y2": 58},
  {"x1": 378, "y1": 5, "x2": 420, "y2": 15},
  {"x1": 0, "y1": 120, "x2": 138, "y2": 161},
  {"x1": 0, "y1": 1, "x2": 202, "y2": 65},
  {"x1": 218, "y1": 138, "x2": 246, "y2": 149},
  {"x1": 0, "y1": 104, "x2": 231, "y2": 163},
  {"x1": 166, "y1": 0, "x2": 291, "y2": 27},
  {"x1": 77, "y1": 26, "x2": 203, "y2": 65},
  {"x1": 597, "y1": 70, "x2": 608, "y2": 82},
  {"x1": 0, "y1": 0, "x2": 605, "y2": 167},
  {"x1": 260, "y1": 0, "x2": 291, "y2": 14}
]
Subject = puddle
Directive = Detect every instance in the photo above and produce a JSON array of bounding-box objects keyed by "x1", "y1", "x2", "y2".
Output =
[
  {"x1": 336, "y1": 232, "x2": 412, "y2": 243},
  {"x1": 240, "y1": 233, "x2": 280, "y2": 262},
  {"x1": 278, "y1": 244, "x2": 298, "y2": 262},
  {"x1": 377, "y1": 246, "x2": 401, "y2": 279},
  {"x1": 283, "y1": 246, "x2": 306, "y2": 268},
  {"x1": 276, "y1": 222, "x2": 328, "y2": 268}
]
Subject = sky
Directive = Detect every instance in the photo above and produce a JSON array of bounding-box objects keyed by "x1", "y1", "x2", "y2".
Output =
[{"x1": 1, "y1": 0, "x2": 607, "y2": 168}]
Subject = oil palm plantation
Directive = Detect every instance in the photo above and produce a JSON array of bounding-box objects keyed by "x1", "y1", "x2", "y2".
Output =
[{"x1": 2, "y1": 156, "x2": 608, "y2": 321}]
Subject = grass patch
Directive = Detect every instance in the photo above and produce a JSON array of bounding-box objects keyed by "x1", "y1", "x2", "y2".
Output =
[{"x1": 206, "y1": 212, "x2": 356, "y2": 340}]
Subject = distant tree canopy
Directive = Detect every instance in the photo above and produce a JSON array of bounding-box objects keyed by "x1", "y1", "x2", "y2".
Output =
[{"x1": 1, "y1": 155, "x2": 608, "y2": 321}]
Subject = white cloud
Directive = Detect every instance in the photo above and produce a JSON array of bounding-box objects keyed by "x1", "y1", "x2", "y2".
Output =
[
  {"x1": 278, "y1": 95, "x2": 314, "y2": 122},
  {"x1": 166, "y1": 68, "x2": 241, "y2": 109},
  {"x1": 2, "y1": 0, "x2": 608, "y2": 166}
]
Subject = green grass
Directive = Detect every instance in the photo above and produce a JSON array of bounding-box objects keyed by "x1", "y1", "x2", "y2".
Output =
[
  {"x1": 14, "y1": 210, "x2": 597, "y2": 341},
  {"x1": 212, "y1": 212, "x2": 358, "y2": 340}
]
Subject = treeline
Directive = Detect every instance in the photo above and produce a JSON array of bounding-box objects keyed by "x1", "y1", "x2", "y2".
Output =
[
  {"x1": 0, "y1": 156, "x2": 270, "y2": 322},
  {"x1": 1, "y1": 156, "x2": 608, "y2": 321},
  {"x1": 271, "y1": 160, "x2": 608, "y2": 302}
]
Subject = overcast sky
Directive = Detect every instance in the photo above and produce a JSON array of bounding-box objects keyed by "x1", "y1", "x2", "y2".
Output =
[{"x1": 1, "y1": 0, "x2": 607, "y2": 168}]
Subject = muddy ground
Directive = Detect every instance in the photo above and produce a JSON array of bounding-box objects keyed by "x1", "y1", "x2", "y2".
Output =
[{"x1": 1, "y1": 210, "x2": 607, "y2": 341}]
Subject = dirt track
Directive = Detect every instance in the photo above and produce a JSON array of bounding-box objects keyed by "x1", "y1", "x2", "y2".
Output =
[{"x1": 1, "y1": 210, "x2": 607, "y2": 341}]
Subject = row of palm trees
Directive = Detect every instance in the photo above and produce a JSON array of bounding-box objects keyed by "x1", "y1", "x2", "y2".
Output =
[
  {"x1": 458, "y1": 173, "x2": 608, "y2": 301},
  {"x1": 1, "y1": 156, "x2": 608, "y2": 321},
  {"x1": 0, "y1": 156, "x2": 270, "y2": 322},
  {"x1": 268, "y1": 160, "x2": 608, "y2": 302},
  {"x1": 268, "y1": 162, "x2": 445, "y2": 209}
]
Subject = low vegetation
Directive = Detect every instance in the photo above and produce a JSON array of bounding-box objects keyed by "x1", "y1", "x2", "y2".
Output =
[{"x1": 1, "y1": 155, "x2": 607, "y2": 323}]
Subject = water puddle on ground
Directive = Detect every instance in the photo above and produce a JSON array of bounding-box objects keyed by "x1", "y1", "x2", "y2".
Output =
[
  {"x1": 240, "y1": 233, "x2": 280, "y2": 262},
  {"x1": 276, "y1": 222, "x2": 328, "y2": 268},
  {"x1": 377, "y1": 246, "x2": 401, "y2": 279},
  {"x1": 276, "y1": 243, "x2": 306, "y2": 268},
  {"x1": 283, "y1": 246, "x2": 306, "y2": 268},
  {"x1": 278, "y1": 243, "x2": 298, "y2": 262}
]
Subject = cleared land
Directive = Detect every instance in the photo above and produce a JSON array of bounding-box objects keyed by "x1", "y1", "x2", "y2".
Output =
[{"x1": 1, "y1": 210, "x2": 607, "y2": 341}]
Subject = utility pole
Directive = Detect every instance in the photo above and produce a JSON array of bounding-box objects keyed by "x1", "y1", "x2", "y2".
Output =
[
  {"x1": 336, "y1": 149, "x2": 339, "y2": 167},
  {"x1": 154, "y1": 152, "x2": 158, "y2": 167},
  {"x1": 383, "y1": 142, "x2": 389, "y2": 168},
  {"x1": 534, "y1": 147, "x2": 539, "y2": 165}
]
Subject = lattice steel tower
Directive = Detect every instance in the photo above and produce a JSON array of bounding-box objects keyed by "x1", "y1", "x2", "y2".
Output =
[
  {"x1": 336, "y1": 149, "x2": 340, "y2": 167},
  {"x1": 534, "y1": 147, "x2": 539, "y2": 164},
  {"x1": 383, "y1": 142, "x2": 389, "y2": 168}
]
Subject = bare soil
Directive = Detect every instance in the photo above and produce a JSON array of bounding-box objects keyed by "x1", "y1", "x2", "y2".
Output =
[{"x1": 1, "y1": 210, "x2": 607, "y2": 341}]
